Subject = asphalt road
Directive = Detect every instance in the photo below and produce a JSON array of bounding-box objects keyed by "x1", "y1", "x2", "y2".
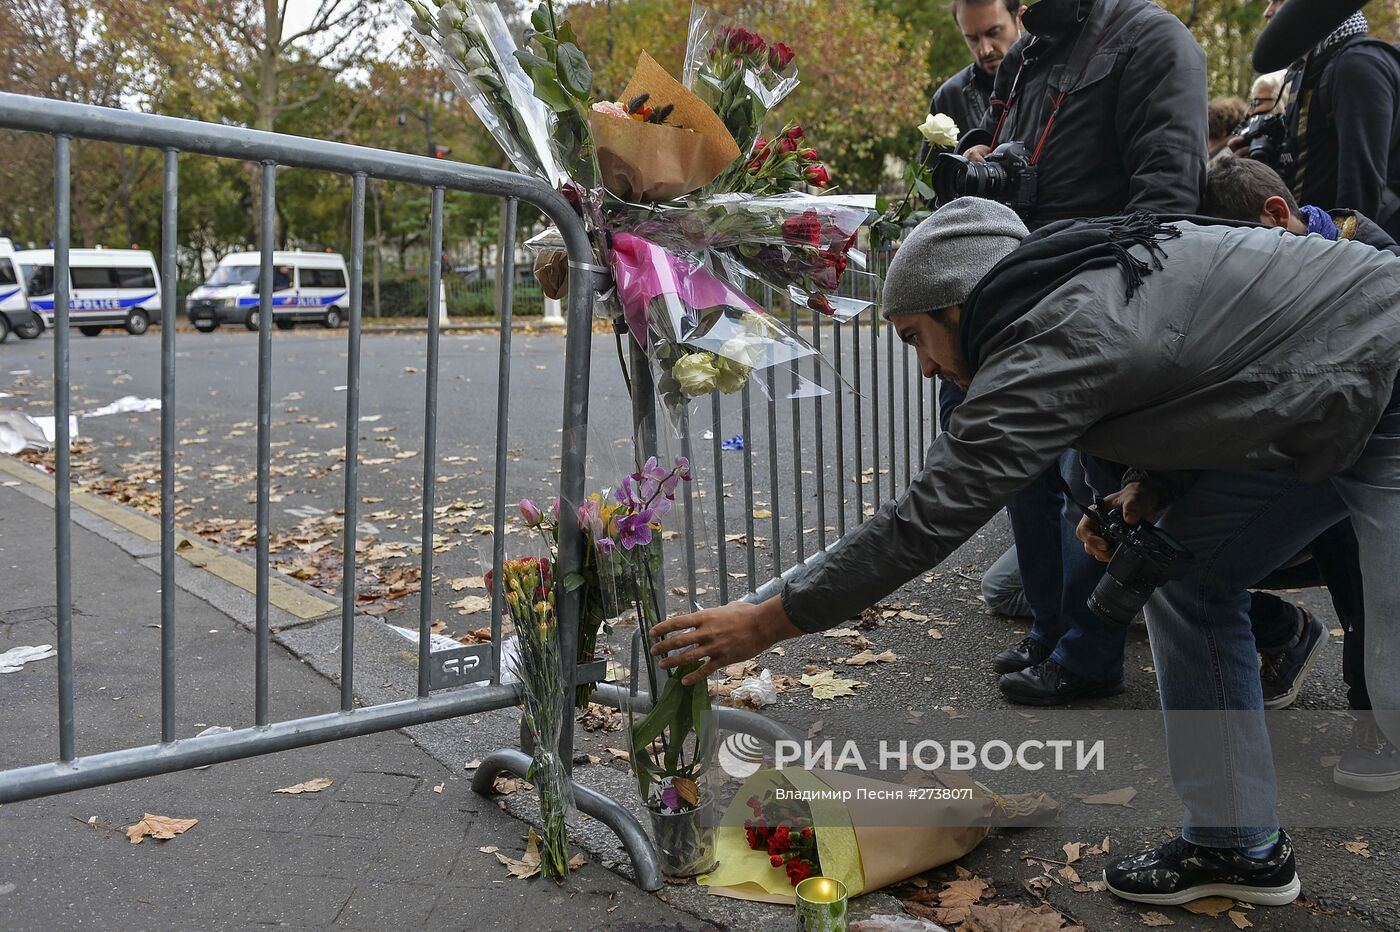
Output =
[{"x1": 2, "y1": 325, "x2": 1396, "y2": 930}]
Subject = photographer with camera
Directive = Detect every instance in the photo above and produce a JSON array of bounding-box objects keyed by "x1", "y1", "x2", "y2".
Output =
[
  {"x1": 649, "y1": 197, "x2": 1400, "y2": 906},
  {"x1": 919, "y1": 0, "x2": 1026, "y2": 165},
  {"x1": 1236, "y1": 2, "x2": 1400, "y2": 239},
  {"x1": 929, "y1": 0, "x2": 1209, "y2": 707}
]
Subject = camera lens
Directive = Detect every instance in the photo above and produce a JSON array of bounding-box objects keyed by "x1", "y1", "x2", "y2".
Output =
[
  {"x1": 1087, "y1": 574, "x2": 1149, "y2": 626},
  {"x1": 931, "y1": 153, "x2": 1010, "y2": 205}
]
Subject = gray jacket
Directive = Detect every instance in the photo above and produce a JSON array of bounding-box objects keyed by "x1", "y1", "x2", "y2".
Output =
[
  {"x1": 781, "y1": 223, "x2": 1400, "y2": 632},
  {"x1": 962, "y1": 0, "x2": 1207, "y2": 227}
]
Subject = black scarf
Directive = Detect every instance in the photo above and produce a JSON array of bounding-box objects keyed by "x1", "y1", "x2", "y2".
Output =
[{"x1": 959, "y1": 211, "x2": 1183, "y2": 371}]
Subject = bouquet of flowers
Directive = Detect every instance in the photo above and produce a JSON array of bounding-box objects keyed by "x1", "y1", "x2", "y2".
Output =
[
  {"x1": 742, "y1": 791, "x2": 822, "y2": 887},
  {"x1": 495, "y1": 555, "x2": 574, "y2": 879},
  {"x1": 405, "y1": 0, "x2": 879, "y2": 433}
]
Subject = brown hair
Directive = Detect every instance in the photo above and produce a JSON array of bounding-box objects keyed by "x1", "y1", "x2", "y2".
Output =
[
  {"x1": 1202, "y1": 158, "x2": 1300, "y2": 223},
  {"x1": 1207, "y1": 96, "x2": 1249, "y2": 141},
  {"x1": 949, "y1": 0, "x2": 1021, "y2": 19}
]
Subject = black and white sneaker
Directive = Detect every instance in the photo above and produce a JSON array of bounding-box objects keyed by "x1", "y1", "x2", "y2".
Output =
[{"x1": 1104, "y1": 831, "x2": 1301, "y2": 907}]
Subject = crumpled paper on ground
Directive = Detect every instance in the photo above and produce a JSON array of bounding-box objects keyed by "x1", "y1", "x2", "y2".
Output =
[
  {"x1": 84, "y1": 396, "x2": 161, "y2": 418},
  {"x1": 851, "y1": 917, "x2": 951, "y2": 932},
  {"x1": 0, "y1": 644, "x2": 58, "y2": 673},
  {"x1": 0, "y1": 412, "x2": 78, "y2": 454},
  {"x1": 729, "y1": 668, "x2": 777, "y2": 708}
]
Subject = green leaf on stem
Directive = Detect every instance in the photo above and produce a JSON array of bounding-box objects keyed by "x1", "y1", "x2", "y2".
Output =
[{"x1": 556, "y1": 42, "x2": 593, "y2": 98}]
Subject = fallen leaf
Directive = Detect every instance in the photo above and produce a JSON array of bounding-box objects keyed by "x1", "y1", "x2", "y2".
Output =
[
  {"x1": 1074, "y1": 786, "x2": 1136, "y2": 807},
  {"x1": 1343, "y1": 838, "x2": 1372, "y2": 858},
  {"x1": 569, "y1": 852, "x2": 586, "y2": 871},
  {"x1": 1023, "y1": 874, "x2": 1054, "y2": 898},
  {"x1": 1181, "y1": 896, "x2": 1235, "y2": 918},
  {"x1": 605, "y1": 747, "x2": 631, "y2": 762},
  {"x1": 478, "y1": 845, "x2": 499, "y2": 854},
  {"x1": 752, "y1": 509, "x2": 772, "y2": 519},
  {"x1": 898, "y1": 610, "x2": 930, "y2": 622},
  {"x1": 449, "y1": 576, "x2": 485, "y2": 591},
  {"x1": 451, "y1": 595, "x2": 491, "y2": 615},
  {"x1": 1063, "y1": 841, "x2": 1083, "y2": 864},
  {"x1": 432, "y1": 783, "x2": 444, "y2": 794},
  {"x1": 800, "y1": 670, "x2": 866, "y2": 700},
  {"x1": 125, "y1": 813, "x2": 198, "y2": 844},
  {"x1": 1058, "y1": 865, "x2": 1081, "y2": 884},
  {"x1": 1140, "y1": 913, "x2": 1174, "y2": 927},
  {"x1": 1228, "y1": 911, "x2": 1253, "y2": 930},
  {"x1": 937, "y1": 877, "x2": 990, "y2": 908},
  {"x1": 962, "y1": 903, "x2": 1065, "y2": 932},
  {"x1": 273, "y1": 777, "x2": 333, "y2": 795},
  {"x1": 842, "y1": 649, "x2": 897, "y2": 666},
  {"x1": 821, "y1": 628, "x2": 861, "y2": 639},
  {"x1": 492, "y1": 775, "x2": 531, "y2": 795},
  {"x1": 927, "y1": 628, "x2": 944, "y2": 639},
  {"x1": 464, "y1": 759, "x2": 483, "y2": 771},
  {"x1": 494, "y1": 829, "x2": 542, "y2": 879}
]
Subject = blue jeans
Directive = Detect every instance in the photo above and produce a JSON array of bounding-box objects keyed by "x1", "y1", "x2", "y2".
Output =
[
  {"x1": 982, "y1": 543, "x2": 1033, "y2": 618},
  {"x1": 1147, "y1": 391, "x2": 1400, "y2": 848},
  {"x1": 1008, "y1": 452, "x2": 1128, "y2": 684}
]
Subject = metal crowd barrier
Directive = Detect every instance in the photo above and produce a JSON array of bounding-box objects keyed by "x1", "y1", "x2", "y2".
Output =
[{"x1": 0, "y1": 92, "x2": 934, "y2": 891}]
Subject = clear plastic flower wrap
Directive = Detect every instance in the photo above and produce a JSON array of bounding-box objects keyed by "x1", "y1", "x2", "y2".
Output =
[
  {"x1": 488, "y1": 549, "x2": 577, "y2": 879},
  {"x1": 682, "y1": 4, "x2": 801, "y2": 159},
  {"x1": 401, "y1": 0, "x2": 563, "y2": 185},
  {"x1": 609, "y1": 232, "x2": 829, "y2": 430},
  {"x1": 610, "y1": 193, "x2": 877, "y2": 323}
]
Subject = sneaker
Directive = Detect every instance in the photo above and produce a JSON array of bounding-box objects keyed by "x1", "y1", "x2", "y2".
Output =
[
  {"x1": 1260, "y1": 608, "x2": 1326, "y2": 711},
  {"x1": 1334, "y1": 716, "x2": 1400, "y2": 793},
  {"x1": 1105, "y1": 831, "x2": 1301, "y2": 907},
  {"x1": 992, "y1": 636, "x2": 1052, "y2": 675},
  {"x1": 998, "y1": 659, "x2": 1125, "y2": 706}
]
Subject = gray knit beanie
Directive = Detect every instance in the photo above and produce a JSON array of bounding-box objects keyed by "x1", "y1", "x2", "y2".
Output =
[{"x1": 882, "y1": 197, "x2": 1029, "y2": 319}]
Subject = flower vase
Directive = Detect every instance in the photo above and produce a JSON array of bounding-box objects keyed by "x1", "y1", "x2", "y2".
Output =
[{"x1": 647, "y1": 793, "x2": 718, "y2": 878}]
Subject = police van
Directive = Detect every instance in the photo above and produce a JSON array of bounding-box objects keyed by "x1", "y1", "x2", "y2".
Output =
[
  {"x1": 0, "y1": 238, "x2": 43, "y2": 343},
  {"x1": 185, "y1": 251, "x2": 349, "y2": 332},
  {"x1": 15, "y1": 247, "x2": 163, "y2": 336}
]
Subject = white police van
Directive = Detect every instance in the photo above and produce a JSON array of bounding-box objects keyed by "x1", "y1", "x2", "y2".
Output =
[
  {"x1": 0, "y1": 238, "x2": 43, "y2": 343},
  {"x1": 16, "y1": 247, "x2": 163, "y2": 336},
  {"x1": 185, "y1": 251, "x2": 349, "y2": 332}
]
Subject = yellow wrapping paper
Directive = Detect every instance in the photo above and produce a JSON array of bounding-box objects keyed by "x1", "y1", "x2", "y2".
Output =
[
  {"x1": 699, "y1": 768, "x2": 992, "y2": 903},
  {"x1": 589, "y1": 52, "x2": 741, "y2": 202}
]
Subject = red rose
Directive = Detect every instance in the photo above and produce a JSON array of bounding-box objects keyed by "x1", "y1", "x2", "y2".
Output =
[
  {"x1": 778, "y1": 136, "x2": 797, "y2": 155},
  {"x1": 804, "y1": 163, "x2": 830, "y2": 187},
  {"x1": 745, "y1": 827, "x2": 758, "y2": 849},
  {"x1": 798, "y1": 148, "x2": 818, "y2": 162},
  {"x1": 747, "y1": 33, "x2": 767, "y2": 57},
  {"x1": 769, "y1": 42, "x2": 795, "y2": 70},
  {"x1": 782, "y1": 211, "x2": 823, "y2": 247},
  {"x1": 808, "y1": 293, "x2": 835, "y2": 317},
  {"x1": 786, "y1": 124, "x2": 804, "y2": 142},
  {"x1": 770, "y1": 854, "x2": 784, "y2": 867},
  {"x1": 801, "y1": 827, "x2": 813, "y2": 839}
]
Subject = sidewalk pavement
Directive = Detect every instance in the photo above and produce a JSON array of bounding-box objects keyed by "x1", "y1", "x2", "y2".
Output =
[{"x1": 0, "y1": 480, "x2": 711, "y2": 932}]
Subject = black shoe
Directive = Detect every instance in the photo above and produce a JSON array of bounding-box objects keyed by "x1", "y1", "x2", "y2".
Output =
[
  {"x1": 1105, "y1": 831, "x2": 1301, "y2": 907},
  {"x1": 992, "y1": 636, "x2": 1052, "y2": 675},
  {"x1": 1260, "y1": 608, "x2": 1326, "y2": 710},
  {"x1": 997, "y1": 660, "x2": 1125, "y2": 706},
  {"x1": 1334, "y1": 716, "x2": 1400, "y2": 793}
]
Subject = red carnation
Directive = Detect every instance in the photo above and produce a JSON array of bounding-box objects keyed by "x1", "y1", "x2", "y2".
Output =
[
  {"x1": 769, "y1": 42, "x2": 795, "y2": 70},
  {"x1": 771, "y1": 854, "x2": 784, "y2": 867}
]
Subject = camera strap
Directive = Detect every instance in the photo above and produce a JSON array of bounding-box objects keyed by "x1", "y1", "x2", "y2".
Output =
[{"x1": 992, "y1": 0, "x2": 1126, "y2": 165}]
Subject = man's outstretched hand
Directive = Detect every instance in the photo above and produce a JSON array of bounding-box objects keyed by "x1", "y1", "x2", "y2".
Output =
[{"x1": 648, "y1": 596, "x2": 804, "y2": 686}]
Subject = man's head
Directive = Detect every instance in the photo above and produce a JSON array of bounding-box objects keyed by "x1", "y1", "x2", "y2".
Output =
[
  {"x1": 1201, "y1": 157, "x2": 1305, "y2": 233},
  {"x1": 1249, "y1": 71, "x2": 1285, "y2": 115},
  {"x1": 951, "y1": 0, "x2": 1026, "y2": 76},
  {"x1": 1208, "y1": 96, "x2": 1249, "y2": 147},
  {"x1": 883, "y1": 197, "x2": 1029, "y2": 387}
]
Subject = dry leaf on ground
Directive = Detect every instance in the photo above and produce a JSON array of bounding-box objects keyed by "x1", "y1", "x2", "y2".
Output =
[
  {"x1": 1073, "y1": 786, "x2": 1136, "y2": 807},
  {"x1": 938, "y1": 876, "x2": 991, "y2": 908},
  {"x1": 800, "y1": 670, "x2": 866, "y2": 700},
  {"x1": 492, "y1": 774, "x2": 531, "y2": 795},
  {"x1": 1228, "y1": 911, "x2": 1253, "y2": 930},
  {"x1": 273, "y1": 777, "x2": 333, "y2": 795},
  {"x1": 962, "y1": 903, "x2": 1069, "y2": 931},
  {"x1": 1062, "y1": 841, "x2": 1083, "y2": 863},
  {"x1": 125, "y1": 813, "x2": 198, "y2": 844},
  {"x1": 842, "y1": 649, "x2": 897, "y2": 666},
  {"x1": 451, "y1": 595, "x2": 491, "y2": 615},
  {"x1": 1343, "y1": 838, "x2": 1372, "y2": 858},
  {"x1": 494, "y1": 829, "x2": 542, "y2": 879},
  {"x1": 1140, "y1": 913, "x2": 1174, "y2": 927},
  {"x1": 448, "y1": 576, "x2": 485, "y2": 591}
]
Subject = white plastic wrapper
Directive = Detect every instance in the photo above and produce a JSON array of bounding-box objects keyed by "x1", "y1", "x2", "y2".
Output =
[{"x1": 728, "y1": 668, "x2": 778, "y2": 708}]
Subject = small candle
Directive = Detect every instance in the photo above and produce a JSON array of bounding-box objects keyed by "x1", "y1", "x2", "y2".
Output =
[{"x1": 795, "y1": 876, "x2": 848, "y2": 932}]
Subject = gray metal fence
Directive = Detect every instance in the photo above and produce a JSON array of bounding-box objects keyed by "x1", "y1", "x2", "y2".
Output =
[{"x1": 0, "y1": 91, "x2": 935, "y2": 892}]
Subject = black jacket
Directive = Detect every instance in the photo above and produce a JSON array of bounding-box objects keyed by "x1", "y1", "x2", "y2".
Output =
[
  {"x1": 925, "y1": 63, "x2": 995, "y2": 155},
  {"x1": 1284, "y1": 36, "x2": 1400, "y2": 239},
  {"x1": 962, "y1": 0, "x2": 1207, "y2": 229}
]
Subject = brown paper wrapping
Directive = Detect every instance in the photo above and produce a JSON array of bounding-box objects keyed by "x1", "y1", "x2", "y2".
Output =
[
  {"x1": 818, "y1": 769, "x2": 991, "y2": 895},
  {"x1": 534, "y1": 249, "x2": 569, "y2": 300},
  {"x1": 589, "y1": 51, "x2": 741, "y2": 202}
]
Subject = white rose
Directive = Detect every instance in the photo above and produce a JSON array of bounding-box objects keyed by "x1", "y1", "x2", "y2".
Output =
[
  {"x1": 918, "y1": 112, "x2": 960, "y2": 150},
  {"x1": 442, "y1": 32, "x2": 468, "y2": 60},
  {"x1": 671, "y1": 352, "x2": 721, "y2": 397},
  {"x1": 720, "y1": 335, "x2": 764, "y2": 369}
]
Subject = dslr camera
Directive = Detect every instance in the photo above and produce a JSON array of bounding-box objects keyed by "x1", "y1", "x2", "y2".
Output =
[
  {"x1": 1235, "y1": 112, "x2": 1289, "y2": 167},
  {"x1": 930, "y1": 142, "x2": 1039, "y2": 215},
  {"x1": 1081, "y1": 499, "x2": 1195, "y2": 626}
]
